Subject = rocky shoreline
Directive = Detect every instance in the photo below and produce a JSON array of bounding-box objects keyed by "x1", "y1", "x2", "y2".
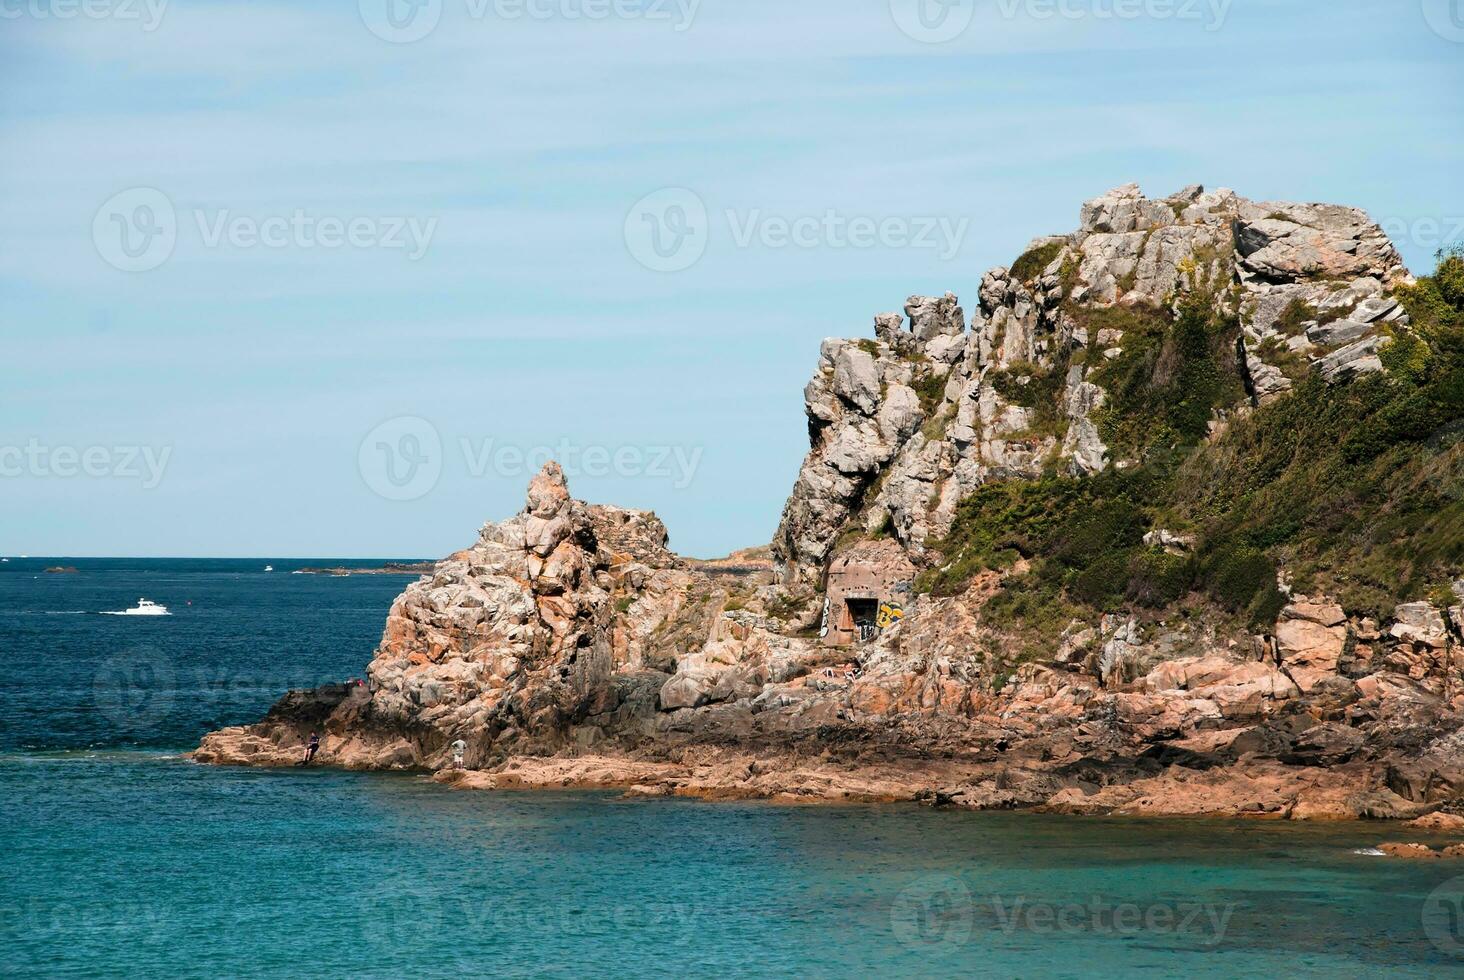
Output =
[{"x1": 194, "y1": 184, "x2": 1464, "y2": 831}]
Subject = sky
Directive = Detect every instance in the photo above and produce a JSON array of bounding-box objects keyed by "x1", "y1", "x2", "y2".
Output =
[{"x1": 1, "y1": 0, "x2": 1461, "y2": 559}]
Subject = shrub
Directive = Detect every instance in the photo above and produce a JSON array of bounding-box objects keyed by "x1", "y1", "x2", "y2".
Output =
[
  {"x1": 1205, "y1": 544, "x2": 1279, "y2": 617},
  {"x1": 1087, "y1": 292, "x2": 1243, "y2": 460},
  {"x1": 1049, "y1": 499, "x2": 1146, "y2": 568},
  {"x1": 1010, "y1": 240, "x2": 1065, "y2": 282},
  {"x1": 1126, "y1": 548, "x2": 1195, "y2": 607},
  {"x1": 988, "y1": 357, "x2": 1070, "y2": 438},
  {"x1": 1436, "y1": 246, "x2": 1464, "y2": 311},
  {"x1": 1070, "y1": 551, "x2": 1131, "y2": 606},
  {"x1": 912, "y1": 370, "x2": 948, "y2": 417},
  {"x1": 1274, "y1": 299, "x2": 1317, "y2": 336}
]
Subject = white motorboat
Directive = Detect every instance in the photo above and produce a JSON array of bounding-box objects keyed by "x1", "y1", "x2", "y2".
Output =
[
  {"x1": 264, "y1": 565, "x2": 274, "y2": 572},
  {"x1": 103, "y1": 598, "x2": 171, "y2": 616}
]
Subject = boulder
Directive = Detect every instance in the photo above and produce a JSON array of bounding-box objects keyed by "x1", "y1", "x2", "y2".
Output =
[
  {"x1": 1317, "y1": 336, "x2": 1384, "y2": 382},
  {"x1": 1234, "y1": 201, "x2": 1408, "y2": 284},
  {"x1": 1280, "y1": 722, "x2": 1363, "y2": 766},
  {"x1": 1391, "y1": 602, "x2": 1448, "y2": 648},
  {"x1": 1275, "y1": 617, "x2": 1346, "y2": 672},
  {"x1": 831, "y1": 346, "x2": 882, "y2": 416},
  {"x1": 1407, "y1": 812, "x2": 1464, "y2": 832},
  {"x1": 905, "y1": 293, "x2": 965, "y2": 340},
  {"x1": 659, "y1": 670, "x2": 719, "y2": 712}
]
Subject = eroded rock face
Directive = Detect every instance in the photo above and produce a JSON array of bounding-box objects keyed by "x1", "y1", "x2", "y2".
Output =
[
  {"x1": 772, "y1": 183, "x2": 1415, "y2": 586},
  {"x1": 198, "y1": 464, "x2": 847, "y2": 770}
]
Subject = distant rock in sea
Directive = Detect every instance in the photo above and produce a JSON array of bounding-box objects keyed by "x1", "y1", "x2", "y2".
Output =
[{"x1": 292, "y1": 562, "x2": 436, "y2": 577}]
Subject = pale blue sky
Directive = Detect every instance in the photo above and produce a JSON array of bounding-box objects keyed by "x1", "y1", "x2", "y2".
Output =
[{"x1": 1, "y1": 0, "x2": 1461, "y2": 558}]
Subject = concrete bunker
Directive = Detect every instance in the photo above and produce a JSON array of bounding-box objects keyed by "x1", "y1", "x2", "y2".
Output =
[{"x1": 821, "y1": 539, "x2": 917, "y2": 647}]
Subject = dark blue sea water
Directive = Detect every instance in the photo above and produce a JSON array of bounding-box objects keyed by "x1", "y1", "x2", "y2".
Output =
[{"x1": 4, "y1": 558, "x2": 1464, "y2": 977}]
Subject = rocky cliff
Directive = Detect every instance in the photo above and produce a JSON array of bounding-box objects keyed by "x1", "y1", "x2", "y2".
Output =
[
  {"x1": 196, "y1": 184, "x2": 1464, "y2": 819},
  {"x1": 773, "y1": 183, "x2": 1414, "y2": 584}
]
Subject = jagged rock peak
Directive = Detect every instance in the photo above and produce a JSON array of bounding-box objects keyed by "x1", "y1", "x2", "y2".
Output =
[
  {"x1": 772, "y1": 182, "x2": 1417, "y2": 586},
  {"x1": 525, "y1": 461, "x2": 571, "y2": 517}
]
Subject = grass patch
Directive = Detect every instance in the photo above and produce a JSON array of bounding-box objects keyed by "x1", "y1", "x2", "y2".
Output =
[{"x1": 1010, "y1": 240, "x2": 1065, "y2": 282}]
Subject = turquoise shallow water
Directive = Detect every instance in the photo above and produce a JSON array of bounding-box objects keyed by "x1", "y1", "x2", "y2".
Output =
[
  {"x1": 5, "y1": 559, "x2": 1464, "y2": 976},
  {"x1": 6, "y1": 753, "x2": 1464, "y2": 977}
]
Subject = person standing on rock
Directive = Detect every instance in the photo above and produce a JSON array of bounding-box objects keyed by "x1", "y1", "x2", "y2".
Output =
[
  {"x1": 301, "y1": 732, "x2": 320, "y2": 766},
  {"x1": 450, "y1": 739, "x2": 467, "y2": 770}
]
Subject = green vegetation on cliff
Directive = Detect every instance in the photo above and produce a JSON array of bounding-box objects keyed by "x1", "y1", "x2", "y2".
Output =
[
  {"x1": 919, "y1": 249, "x2": 1464, "y2": 628},
  {"x1": 1010, "y1": 240, "x2": 1065, "y2": 282},
  {"x1": 1086, "y1": 268, "x2": 1247, "y2": 463}
]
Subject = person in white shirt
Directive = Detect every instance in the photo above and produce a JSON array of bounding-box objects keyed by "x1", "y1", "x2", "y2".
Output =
[{"x1": 450, "y1": 739, "x2": 467, "y2": 770}]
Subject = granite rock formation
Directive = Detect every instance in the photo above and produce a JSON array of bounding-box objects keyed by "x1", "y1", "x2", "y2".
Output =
[{"x1": 196, "y1": 184, "x2": 1464, "y2": 820}]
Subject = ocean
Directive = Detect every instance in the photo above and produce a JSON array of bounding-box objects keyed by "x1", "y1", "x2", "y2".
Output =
[{"x1": 3, "y1": 558, "x2": 1463, "y2": 977}]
